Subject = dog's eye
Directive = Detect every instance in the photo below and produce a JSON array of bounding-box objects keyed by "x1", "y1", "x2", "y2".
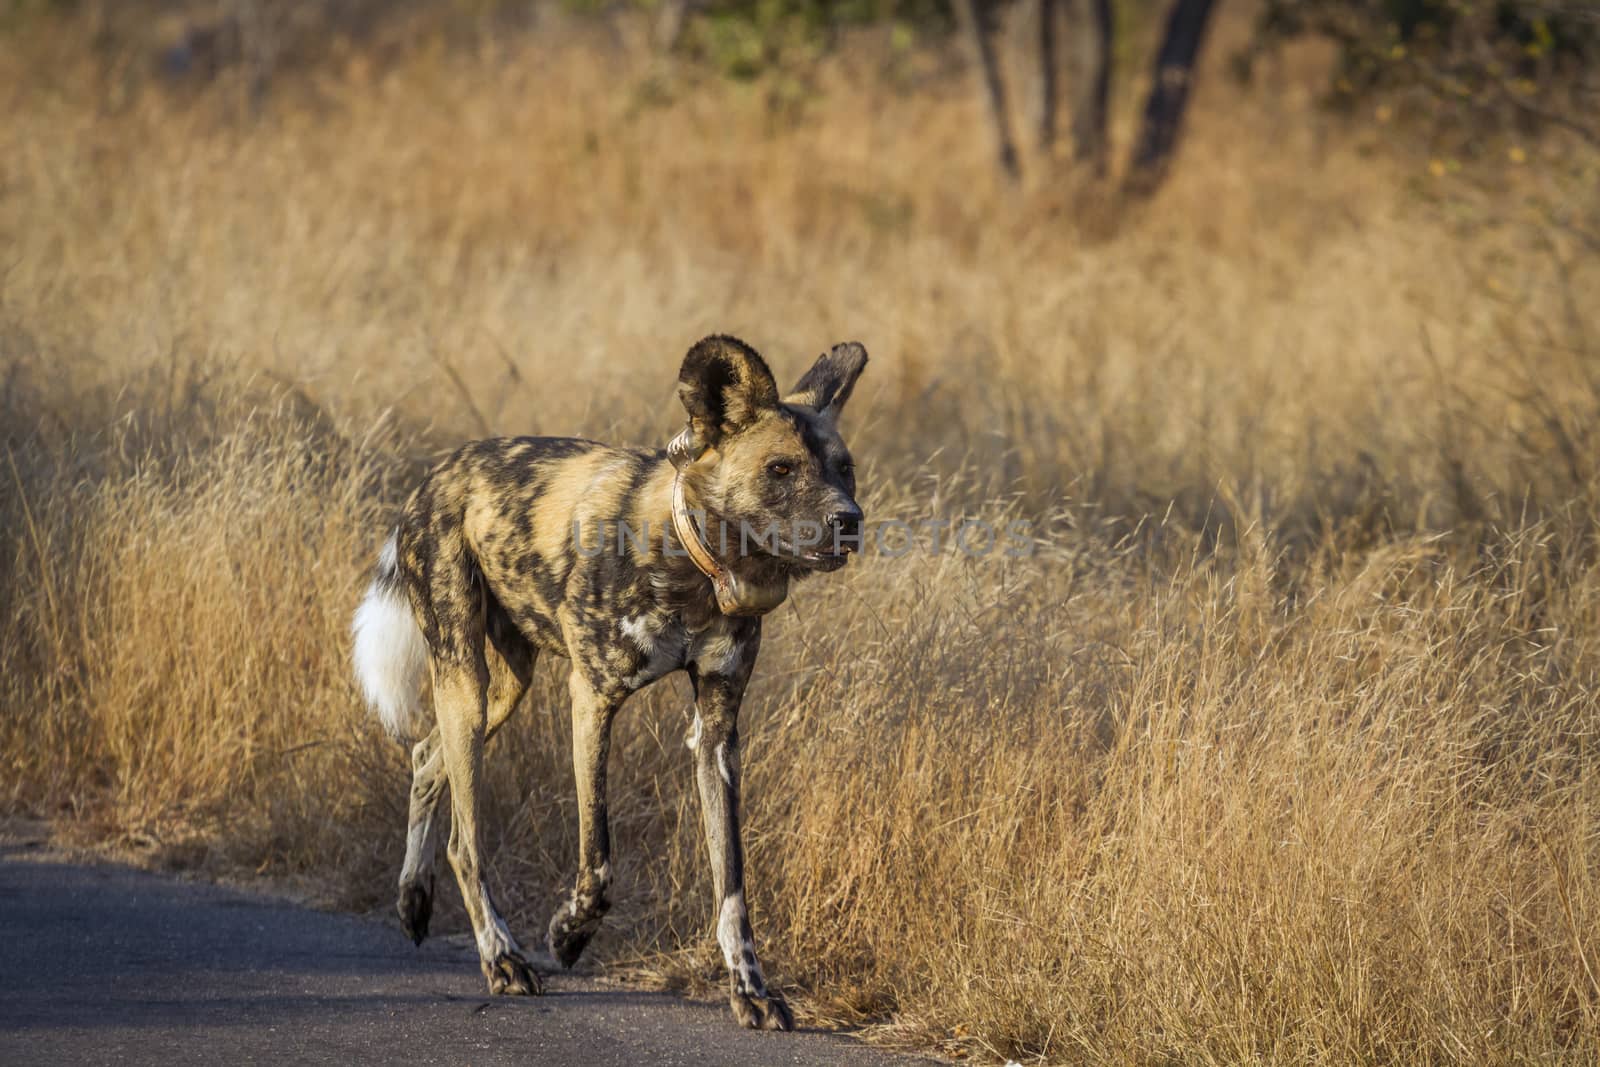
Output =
[
  {"x1": 767, "y1": 461, "x2": 793, "y2": 478},
  {"x1": 840, "y1": 461, "x2": 855, "y2": 477}
]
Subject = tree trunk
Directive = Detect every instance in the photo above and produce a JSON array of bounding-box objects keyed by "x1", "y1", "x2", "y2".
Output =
[
  {"x1": 954, "y1": 0, "x2": 1021, "y2": 179},
  {"x1": 1034, "y1": 0, "x2": 1059, "y2": 152},
  {"x1": 656, "y1": 0, "x2": 693, "y2": 51},
  {"x1": 231, "y1": 0, "x2": 271, "y2": 110},
  {"x1": 1127, "y1": 0, "x2": 1218, "y2": 192},
  {"x1": 1071, "y1": 0, "x2": 1114, "y2": 176}
]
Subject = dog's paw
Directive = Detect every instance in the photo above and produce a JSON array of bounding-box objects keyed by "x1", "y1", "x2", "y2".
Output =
[
  {"x1": 547, "y1": 918, "x2": 598, "y2": 969},
  {"x1": 396, "y1": 880, "x2": 432, "y2": 946},
  {"x1": 546, "y1": 903, "x2": 605, "y2": 969},
  {"x1": 730, "y1": 987, "x2": 794, "y2": 1031},
  {"x1": 485, "y1": 951, "x2": 544, "y2": 996}
]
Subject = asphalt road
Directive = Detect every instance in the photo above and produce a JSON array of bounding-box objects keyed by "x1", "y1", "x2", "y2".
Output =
[{"x1": 0, "y1": 846, "x2": 932, "y2": 1066}]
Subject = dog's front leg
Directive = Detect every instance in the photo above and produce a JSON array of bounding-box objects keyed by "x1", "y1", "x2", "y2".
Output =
[
  {"x1": 690, "y1": 666, "x2": 794, "y2": 1031},
  {"x1": 548, "y1": 669, "x2": 620, "y2": 968}
]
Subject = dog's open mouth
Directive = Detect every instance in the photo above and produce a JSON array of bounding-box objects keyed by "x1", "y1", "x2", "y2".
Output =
[
  {"x1": 800, "y1": 548, "x2": 851, "y2": 571},
  {"x1": 772, "y1": 539, "x2": 855, "y2": 571}
]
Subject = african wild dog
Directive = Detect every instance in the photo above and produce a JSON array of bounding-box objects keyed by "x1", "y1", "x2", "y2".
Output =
[{"x1": 351, "y1": 335, "x2": 867, "y2": 1030}]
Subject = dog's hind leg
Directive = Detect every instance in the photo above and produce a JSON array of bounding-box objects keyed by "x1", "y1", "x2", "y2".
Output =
[
  {"x1": 547, "y1": 668, "x2": 621, "y2": 968},
  {"x1": 397, "y1": 603, "x2": 535, "y2": 946},
  {"x1": 397, "y1": 730, "x2": 446, "y2": 945},
  {"x1": 422, "y1": 545, "x2": 542, "y2": 996}
]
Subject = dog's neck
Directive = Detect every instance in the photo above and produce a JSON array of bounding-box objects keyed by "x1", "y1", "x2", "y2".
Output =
[
  {"x1": 670, "y1": 474, "x2": 788, "y2": 616},
  {"x1": 665, "y1": 430, "x2": 791, "y2": 618}
]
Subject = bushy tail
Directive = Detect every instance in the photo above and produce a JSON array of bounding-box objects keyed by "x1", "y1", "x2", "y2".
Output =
[{"x1": 351, "y1": 532, "x2": 430, "y2": 742}]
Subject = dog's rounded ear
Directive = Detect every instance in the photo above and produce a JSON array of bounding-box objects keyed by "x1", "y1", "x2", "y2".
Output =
[
  {"x1": 785, "y1": 342, "x2": 868, "y2": 422},
  {"x1": 677, "y1": 335, "x2": 780, "y2": 452}
]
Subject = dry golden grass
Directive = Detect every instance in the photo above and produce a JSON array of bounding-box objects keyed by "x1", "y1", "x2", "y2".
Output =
[{"x1": 3, "y1": 10, "x2": 1599, "y2": 1063}]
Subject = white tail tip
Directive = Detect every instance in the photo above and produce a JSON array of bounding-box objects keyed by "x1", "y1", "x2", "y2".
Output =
[{"x1": 351, "y1": 534, "x2": 430, "y2": 741}]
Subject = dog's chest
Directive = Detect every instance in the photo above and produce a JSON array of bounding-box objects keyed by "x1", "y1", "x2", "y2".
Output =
[{"x1": 613, "y1": 611, "x2": 744, "y2": 690}]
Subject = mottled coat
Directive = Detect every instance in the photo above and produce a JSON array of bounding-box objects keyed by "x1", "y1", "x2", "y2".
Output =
[{"x1": 351, "y1": 335, "x2": 867, "y2": 1030}]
